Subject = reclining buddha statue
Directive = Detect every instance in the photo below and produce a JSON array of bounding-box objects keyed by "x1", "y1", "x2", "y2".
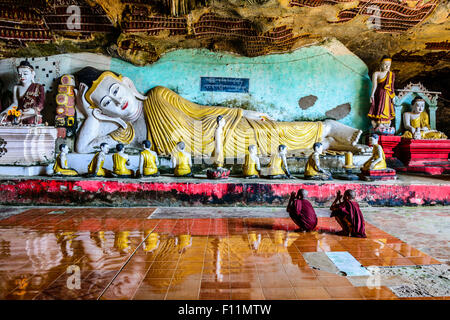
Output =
[{"x1": 73, "y1": 67, "x2": 368, "y2": 156}]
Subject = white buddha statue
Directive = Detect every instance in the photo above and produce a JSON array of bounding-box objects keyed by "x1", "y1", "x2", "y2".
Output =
[
  {"x1": 73, "y1": 67, "x2": 369, "y2": 156},
  {"x1": 0, "y1": 60, "x2": 45, "y2": 125},
  {"x1": 402, "y1": 97, "x2": 447, "y2": 140}
]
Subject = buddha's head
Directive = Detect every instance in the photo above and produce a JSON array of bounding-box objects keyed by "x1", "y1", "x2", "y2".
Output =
[
  {"x1": 75, "y1": 67, "x2": 141, "y2": 121},
  {"x1": 59, "y1": 143, "x2": 69, "y2": 154},
  {"x1": 177, "y1": 141, "x2": 186, "y2": 151},
  {"x1": 313, "y1": 142, "x2": 323, "y2": 154},
  {"x1": 216, "y1": 115, "x2": 225, "y2": 128},
  {"x1": 116, "y1": 143, "x2": 125, "y2": 153},
  {"x1": 142, "y1": 140, "x2": 151, "y2": 150},
  {"x1": 248, "y1": 144, "x2": 257, "y2": 155},
  {"x1": 380, "y1": 56, "x2": 392, "y2": 72},
  {"x1": 100, "y1": 142, "x2": 109, "y2": 154},
  {"x1": 278, "y1": 144, "x2": 287, "y2": 155},
  {"x1": 369, "y1": 134, "x2": 379, "y2": 146},
  {"x1": 16, "y1": 61, "x2": 35, "y2": 85},
  {"x1": 411, "y1": 97, "x2": 426, "y2": 114}
]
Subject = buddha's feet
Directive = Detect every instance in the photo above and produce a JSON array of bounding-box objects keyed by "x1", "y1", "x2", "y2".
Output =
[
  {"x1": 354, "y1": 143, "x2": 372, "y2": 154},
  {"x1": 350, "y1": 130, "x2": 363, "y2": 146}
]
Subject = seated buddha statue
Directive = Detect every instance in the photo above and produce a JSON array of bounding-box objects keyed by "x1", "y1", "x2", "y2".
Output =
[
  {"x1": 0, "y1": 60, "x2": 45, "y2": 125},
  {"x1": 402, "y1": 97, "x2": 447, "y2": 140},
  {"x1": 137, "y1": 140, "x2": 159, "y2": 177},
  {"x1": 242, "y1": 144, "x2": 261, "y2": 179},
  {"x1": 171, "y1": 141, "x2": 192, "y2": 177},
  {"x1": 73, "y1": 67, "x2": 369, "y2": 156},
  {"x1": 267, "y1": 145, "x2": 292, "y2": 179},
  {"x1": 53, "y1": 144, "x2": 78, "y2": 176},
  {"x1": 304, "y1": 142, "x2": 332, "y2": 180},
  {"x1": 361, "y1": 134, "x2": 387, "y2": 171},
  {"x1": 112, "y1": 143, "x2": 134, "y2": 177},
  {"x1": 87, "y1": 143, "x2": 112, "y2": 177}
]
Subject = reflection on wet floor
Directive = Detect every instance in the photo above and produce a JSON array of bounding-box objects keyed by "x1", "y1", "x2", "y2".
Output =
[{"x1": 0, "y1": 208, "x2": 445, "y2": 300}]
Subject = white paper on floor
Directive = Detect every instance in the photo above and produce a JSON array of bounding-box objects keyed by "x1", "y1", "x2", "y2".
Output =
[{"x1": 326, "y1": 251, "x2": 371, "y2": 276}]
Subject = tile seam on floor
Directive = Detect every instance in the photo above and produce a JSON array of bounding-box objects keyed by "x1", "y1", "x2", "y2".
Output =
[
  {"x1": 196, "y1": 218, "x2": 211, "y2": 300},
  {"x1": 247, "y1": 229, "x2": 266, "y2": 300},
  {"x1": 96, "y1": 218, "x2": 161, "y2": 300}
]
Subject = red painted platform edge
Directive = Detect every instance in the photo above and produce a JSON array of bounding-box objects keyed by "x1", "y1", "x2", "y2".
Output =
[{"x1": 0, "y1": 178, "x2": 448, "y2": 207}]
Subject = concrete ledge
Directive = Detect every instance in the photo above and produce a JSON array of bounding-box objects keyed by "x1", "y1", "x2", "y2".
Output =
[{"x1": 0, "y1": 174, "x2": 448, "y2": 207}]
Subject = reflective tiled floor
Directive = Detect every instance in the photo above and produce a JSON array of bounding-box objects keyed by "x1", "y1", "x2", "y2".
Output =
[{"x1": 0, "y1": 207, "x2": 446, "y2": 300}]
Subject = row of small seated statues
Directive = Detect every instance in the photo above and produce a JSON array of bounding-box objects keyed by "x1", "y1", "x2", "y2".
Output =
[{"x1": 53, "y1": 132, "x2": 387, "y2": 180}]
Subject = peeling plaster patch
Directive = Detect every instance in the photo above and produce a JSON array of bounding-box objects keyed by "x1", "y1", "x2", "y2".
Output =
[
  {"x1": 325, "y1": 102, "x2": 351, "y2": 120},
  {"x1": 298, "y1": 95, "x2": 318, "y2": 110}
]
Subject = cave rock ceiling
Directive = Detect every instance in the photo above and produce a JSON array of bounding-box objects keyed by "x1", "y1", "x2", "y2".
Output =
[{"x1": 0, "y1": 0, "x2": 448, "y2": 83}]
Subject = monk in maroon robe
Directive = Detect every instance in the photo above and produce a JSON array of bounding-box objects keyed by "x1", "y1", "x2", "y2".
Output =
[
  {"x1": 330, "y1": 189, "x2": 366, "y2": 238},
  {"x1": 287, "y1": 189, "x2": 317, "y2": 232}
]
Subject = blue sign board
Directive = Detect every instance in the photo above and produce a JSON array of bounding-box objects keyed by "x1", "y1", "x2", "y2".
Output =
[{"x1": 200, "y1": 77, "x2": 249, "y2": 93}]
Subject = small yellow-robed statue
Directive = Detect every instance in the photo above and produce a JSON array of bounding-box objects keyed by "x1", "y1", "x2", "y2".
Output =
[
  {"x1": 53, "y1": 144, "x2": 78, "y2": 176},
  {"x1": 112, "y1": 143, "x2": 134, "y2": 177},
  {"x1": 136, "y1": 140, "x2": 159, "y2": 177},
  {"x1": 243, "y1": 145, "x2": 261, "y2": 179},
  {"x1": 268, "y1": 145, "x2": 292, "y2": 179},
  {"x1": 87, "y1": 143, "x2": 112, "y2": 177},
  {"x1": 402, "y1": 97, "x2": 447, "y2": 140},
  {"x1": 304, "y1": 142, "x2": 332, "y2": 180},
  {"x1": 362, "y1": 134, "x2": 387, "y2": 171},
  {"x1": 171, "y1": 141, "x2": 192, "y2": 177}
]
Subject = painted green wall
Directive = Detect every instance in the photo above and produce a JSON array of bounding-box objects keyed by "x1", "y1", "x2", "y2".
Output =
[{"x1": 110, "y1": 41, "x2": 372, "y2": 130}]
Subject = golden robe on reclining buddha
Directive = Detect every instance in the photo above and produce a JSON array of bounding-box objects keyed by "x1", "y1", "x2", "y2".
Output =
[{"x1": 73, "y1": 67, "x2": 367, "y2": 156}]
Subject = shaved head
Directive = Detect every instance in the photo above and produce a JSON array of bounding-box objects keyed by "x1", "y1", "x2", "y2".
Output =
[
  {"x1": 344, "y1": 189, "x2": 356, "y2": 200},
  {"x1": 297, "y1": 188, "x2": 308, "y2": 199}
]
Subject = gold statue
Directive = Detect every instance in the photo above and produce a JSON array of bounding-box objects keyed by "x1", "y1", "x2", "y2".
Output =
[
  {"x1": 243, "y1": 145, "x2": 260, "y2": 178},
  {"x1": 267, "y1": 145, "x2": 292, "y2": 179},
  {"x1": 171, "y1": 141, "x2": 192, "y2": 177},
  {"x1": 87, "y1": 143, "x2": 112, "y2": 177},
  {"x1": 137, "y1": 140, "x2": 159, "y2": 177},
  {"x1": 362, "y1": 134, "x2": 387, "y2": 171},
  {"x1": 73, "y1": 67, "x2": 368, "y2": 156},
  {"x1": 112, "y1": 143, "x2": 134, "y2": 177},
  {"x1": 53, "y1": 144, "x2": 78, "y2": 176},
  {"x1": 402, "y1": 97, "x2": 447, "y2": 140},
  {"x1": 304, "y1": 142, "x2": 332, "y2": 180}
]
